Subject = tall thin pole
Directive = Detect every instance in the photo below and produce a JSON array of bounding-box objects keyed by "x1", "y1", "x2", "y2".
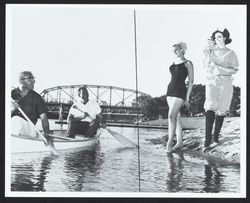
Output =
[{"x1": 133, "y1": 9, "x2": 141, "y2": 192}]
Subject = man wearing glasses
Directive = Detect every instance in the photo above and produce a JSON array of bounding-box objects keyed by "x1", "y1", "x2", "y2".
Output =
[{"x1": 11, "y1": 71, "x2": 50, "y2": 138}]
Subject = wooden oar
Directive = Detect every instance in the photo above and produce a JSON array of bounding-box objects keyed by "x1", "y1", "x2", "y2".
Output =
[
  {"x1": 16, "y1": 107, "x2": 59, "y2": 155},
  {"x1": 105, "y1": 128, "x2": 138, "y2": 149}
]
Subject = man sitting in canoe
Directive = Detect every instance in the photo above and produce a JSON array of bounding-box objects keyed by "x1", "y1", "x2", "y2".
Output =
[
  {"x1": 66, "y1": 87, "x2": 105, "y2": 138},
  {"x1": 11, "y1": 71, "x2": 51, "y2": 140}
]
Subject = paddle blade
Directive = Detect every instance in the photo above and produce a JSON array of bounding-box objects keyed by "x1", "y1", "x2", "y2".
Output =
[
  {"x1": 43, "y1": 139, "x2": 60, "y2": 155},
  {"x1": 106, "y1": 128, "x2": 138, "y2": 149},
  {"x1": 48, "y1": 145, "x2": 60, "y2": 156}
]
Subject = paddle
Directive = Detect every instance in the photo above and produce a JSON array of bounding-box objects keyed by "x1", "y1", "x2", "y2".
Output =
[
  {"x1": 15, "y1": 106, "x2": 59, "y2": 155},
  {"x1": 61, "y1": 88, "x2": 138, "y2": 149},
  {"x1": 105, "y1": 128, "x2": 138, "y2": 149}
]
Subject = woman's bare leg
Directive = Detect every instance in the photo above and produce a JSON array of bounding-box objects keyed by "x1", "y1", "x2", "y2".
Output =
[
  {"x1": 166, "y1": 97, "x2": 183, "y2": 152},
  {"x1": 172, "y1": 112, "x2": 183, "y2": 151}
]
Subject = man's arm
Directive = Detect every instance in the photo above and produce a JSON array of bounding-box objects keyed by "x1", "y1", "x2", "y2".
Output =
[
  {"x1": 96, "y1": 114, "x2": 106, "y2": 128},
  {"x1": 67, "y1": 113, "x2": 82, "y2": 122},
  {"x1": 67, "y1": 109, "x2": 88, "y2": 122},
  {"x1": 11, "y1": 100, "x2": 19, "y2": 115},
  {"x1": 40, "y1": 112, "x2": 50, "y2": 135}
]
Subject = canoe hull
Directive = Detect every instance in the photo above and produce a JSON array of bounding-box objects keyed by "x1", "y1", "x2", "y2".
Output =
[{"x1": 11, "y1": 129, "x2": 101, "y2": 154}]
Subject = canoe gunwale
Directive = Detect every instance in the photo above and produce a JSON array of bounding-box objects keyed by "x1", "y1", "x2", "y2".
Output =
[
  {"x1": 11, "y1": 129, "x2": 101, "y2": 154},
  {"x1": 11, "y1": 129, "x2": 101, "y2": 143}
]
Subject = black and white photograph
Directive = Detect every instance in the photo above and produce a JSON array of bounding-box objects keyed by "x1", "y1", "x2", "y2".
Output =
[{"x1": 5, "y1": 4, "x2": 246, "y2": 198}]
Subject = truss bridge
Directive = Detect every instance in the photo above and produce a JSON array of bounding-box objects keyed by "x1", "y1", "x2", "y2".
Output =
[{"x1": 40, "y1": 84, "x2": 150, "y2": 123}]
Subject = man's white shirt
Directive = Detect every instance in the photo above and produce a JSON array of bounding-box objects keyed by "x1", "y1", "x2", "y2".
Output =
[{"x1": 68, "y1": 96, "x2": 101, "y2": 122}]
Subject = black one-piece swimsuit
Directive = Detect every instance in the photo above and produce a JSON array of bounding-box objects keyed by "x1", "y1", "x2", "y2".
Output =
[{"x1": 166, "y1": 61, "x2": 188, "y2": 100}]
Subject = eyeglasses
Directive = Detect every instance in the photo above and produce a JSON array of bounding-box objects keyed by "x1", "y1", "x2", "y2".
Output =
[{"x1": 21, "y1": 77, "x2": 35, "y2": 81}]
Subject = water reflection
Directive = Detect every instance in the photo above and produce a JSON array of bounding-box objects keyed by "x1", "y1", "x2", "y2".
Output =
[
  {"x1": 164, "y1": 151, "x2": 228, "y2": 193},
  {"x1": 11, "y1": 164, "x2": 35, "y2": 191},
  {"x1": 202, "y1": 165, "x2": 224, "y2": 193},
  {"x1": 10, "y1": 126, "x2": 240, "y2": 193},
  {"x1": 62, "y1": 143, "x2": 104, "y2": 191},
  {"x1": 11, "y1": 155, "x2": 55, "y2": 191},
  {"x1": 11, "y1": 145, "x2": 103, "y2": 192},
  {"x1": 165, "y1": 152, "x2": 184, "y2": 192}
]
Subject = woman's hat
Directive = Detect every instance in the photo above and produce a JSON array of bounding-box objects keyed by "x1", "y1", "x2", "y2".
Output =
[{"x1": 211, "y1": 28, "x2": 232, "y2": 45}]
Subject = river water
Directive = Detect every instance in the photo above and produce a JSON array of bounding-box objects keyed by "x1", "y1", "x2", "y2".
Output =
[{"x1": 10, "y1": 120, "x2": 240, "y2": 194}]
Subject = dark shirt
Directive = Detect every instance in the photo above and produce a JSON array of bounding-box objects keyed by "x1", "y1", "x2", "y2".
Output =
[{"x1": 11, "y1": 88, "x2": 48, "y2": 124}]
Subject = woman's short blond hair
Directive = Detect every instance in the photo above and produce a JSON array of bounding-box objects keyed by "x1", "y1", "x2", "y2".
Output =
[{"x1": 173, "y1": 41, "x2": 187, "y2": 54}]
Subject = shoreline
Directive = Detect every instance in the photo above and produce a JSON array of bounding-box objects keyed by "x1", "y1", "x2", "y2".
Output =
[{"x1": 145, "y1": 116, "x2": 240, "y2": 166}]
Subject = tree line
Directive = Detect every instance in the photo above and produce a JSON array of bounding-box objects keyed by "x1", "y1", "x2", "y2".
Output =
[{"x1": 133, "y1": 84, "x2": 240, "y2": 120}]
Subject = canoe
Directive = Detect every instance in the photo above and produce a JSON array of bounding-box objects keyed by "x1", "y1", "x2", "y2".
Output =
[{"x1": 11, "y1": 129, "x2": 101, "y2": 154}]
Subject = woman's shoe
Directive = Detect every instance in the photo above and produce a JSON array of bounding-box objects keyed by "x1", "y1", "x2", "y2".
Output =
[
  {"x1": 202, "y1": 145, "x2": 210, "y2": 153},
  {"x1": 210, "y1": 141, "x2": 220, "y2": 148}
]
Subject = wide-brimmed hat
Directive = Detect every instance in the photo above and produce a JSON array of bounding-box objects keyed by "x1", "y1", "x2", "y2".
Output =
[{"x1": 211, "y1": 28, "x2": 232, "y2": 45}]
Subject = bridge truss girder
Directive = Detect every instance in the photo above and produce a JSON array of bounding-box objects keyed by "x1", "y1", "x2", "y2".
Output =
[{"x1": 41, "y1": 84, "x2": 150, "y2": 115}]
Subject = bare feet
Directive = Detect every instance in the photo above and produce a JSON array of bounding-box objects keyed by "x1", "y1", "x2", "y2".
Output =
[
  {"x1": 166, "y1": 142, "x2": 172, "y2": 153},
  {"x1": 166, "y1": 149, "x2": 172, "y2": 153},
  {"x1": 171, "y1": 143, "x2": 183, "y2": 152}
]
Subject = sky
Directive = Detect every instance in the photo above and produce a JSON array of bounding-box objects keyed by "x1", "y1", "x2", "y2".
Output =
[{"x1": 6, "y1": 4, "x2": 246, "y2": 97}]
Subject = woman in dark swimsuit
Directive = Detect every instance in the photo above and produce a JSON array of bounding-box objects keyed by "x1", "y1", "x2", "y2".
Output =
[{"x1": 166, "y1": 42, "x2": 194, "y2": 153}]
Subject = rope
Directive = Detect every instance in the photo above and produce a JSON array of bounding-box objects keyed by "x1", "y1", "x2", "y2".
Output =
[{"x1": 133, "y1": 9, "x2": 141, "y2": 192}]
